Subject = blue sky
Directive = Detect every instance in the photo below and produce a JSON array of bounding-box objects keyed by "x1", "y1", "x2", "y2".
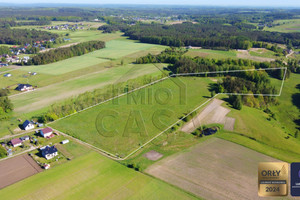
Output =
[{"x1": 2, "y1": 0, "x2": 300, "y2": 7}]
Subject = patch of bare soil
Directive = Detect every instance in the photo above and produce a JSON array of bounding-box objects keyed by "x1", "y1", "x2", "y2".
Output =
[
  {"x1": 237, "y1": 50, "x2": 275, "y2": 62},
  {"x1": 143, "y1": 150, "x2": 163, "y2": 161},
  {"x1": 181, "y1": 99, "x2": 234, "y2": 133},
  {"x1": 0, "y1": 154, "x2": 42, "y2": 189},
  {"x1": 146, "y1": 138, "x2": 285, "y2": 200}
]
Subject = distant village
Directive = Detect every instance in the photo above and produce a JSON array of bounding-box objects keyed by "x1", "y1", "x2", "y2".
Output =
[
  {"x1": 43, "y1": 23, "x2": 85, "y2": 30},
  {"x1": 0, "y1": 37, "x2": 70, "y2": 66}
]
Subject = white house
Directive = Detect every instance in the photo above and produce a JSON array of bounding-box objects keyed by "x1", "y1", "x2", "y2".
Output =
[
  {"x1": 15, "y1": 84, "x2": 33, "y2": 92},
  {"x1": 40, "y1": 127, "x2": 53, "y2": 138},
  {"x1": 41, "y1": 146, "x2": 58, "y2": 160},
  {"x1": 22, "y1": 120, "x2": 34, "y2": 130}
]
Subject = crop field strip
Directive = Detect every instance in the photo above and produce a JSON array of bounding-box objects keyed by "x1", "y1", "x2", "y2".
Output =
[
  {"x1": 48, "y1": 68, "x2": 286, "y2": 160},
  {"x1": 0, "y1": 152, "x2": 198, "y2": 200}
]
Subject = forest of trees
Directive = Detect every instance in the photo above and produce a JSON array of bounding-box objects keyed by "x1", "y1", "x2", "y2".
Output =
[
  {"x1": 28, "y1": 41, "x2": 106, "y2": 65},
  {"x1": 136, "y1": 48, "x2": 290, "y2": 109},
  {"x1": 0, "y1": 20, "x2": 51, "y2": 28},
  {"x1": 137, "y1": 48, "x2": 291, "y2": 79},
  {"x1": 0, "y1": 46, "x2": 10, "y2": 55},
  {"x1": 122, "y1": 23, "x2": 300, "y2": 49},
  {"x1": 0, "y1": 89, "x2": 13, "y2": 121},
  {"x1": 0, "y1": 28, "x2": 58, "y2": 45}
]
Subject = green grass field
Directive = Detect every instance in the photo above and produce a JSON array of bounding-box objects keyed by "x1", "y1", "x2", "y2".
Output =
[
  {"x1": 50, "y1": 77, "x2": 213, "y2": 157},
  {"x1": 185, "y1": 49, "x2": 237, "y2": 59},
  {"x1": 20, "y1": 39, "x2": 164, "y2": 75},
  {"x1": 12, "y1": 63, "x2": 165, "y2": 115},
  {"x1": 218, "y1": 73, "x2": 300, "y2": 163},
  {"x1": 264, "y1": 19, "x2": 300, "y2": 33},
  {"x1": 249, "y1": 48, "x2": 279, "y2": 59},
  {"x1": 0, "y1": 151, "x2": 197, "y2": 200},
  {"x1": 270, "y1": 73, "x2": 300, "y2": 134},
  {"x1": 0, "y1": 67, "x2": 11, "y2": 73}
]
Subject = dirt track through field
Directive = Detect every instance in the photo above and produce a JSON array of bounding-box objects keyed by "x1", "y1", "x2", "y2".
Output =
[
  {"x1": 181, "y1": 98, "x2": 235, "y2": 133},
  {"x1": 39, "y1": 42, "x2": 80, "y2": 53},
  {"x1": 0, "y1": 154, "x2": 42, "y2": 189},
  {"x1": 146, "y1": 138, "x2": 285, "y2": 200},
  {"x1": 237, "y1": 50, "x2": 275, "y2": 62}
]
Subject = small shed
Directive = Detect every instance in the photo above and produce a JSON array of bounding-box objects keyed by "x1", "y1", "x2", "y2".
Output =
[
  {"x1": 20, "y1": 136, "x2": 30, "y2": 141},
  {"x1": 61, "y1": 139, "x2": 69, "y2": 144}
]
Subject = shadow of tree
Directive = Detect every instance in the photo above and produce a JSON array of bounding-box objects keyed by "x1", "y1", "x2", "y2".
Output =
[
  {"x1": 292, "y1": 93, "x2": 300, "y2": 110},
  {"x1": 208, "y1": 83, "x2": 218, "y2": 92},
  {"x1": 292, "y1": 84, "x2": 300, "y2": 130}
]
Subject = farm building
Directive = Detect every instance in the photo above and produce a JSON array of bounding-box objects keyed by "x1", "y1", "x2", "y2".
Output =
[
  {"x1": 15, "y1": 84, "x2": 33, "y2": 92},
  {"x1": 41, "y1": 146, "x2": 58, "y2": 160},
  {"x1": 40, "y1": 127, "x2": 53, "y2": 138},
  {"x1": 3, "y1": 73, "x2": 11, "y2": 77},
  {"x1": 61, "y1": 139, "x2": 69, "y2": 144},
  {"x1": 20, "y1": 136, "x2": 30, "y2": 141},
  {"x1": 10, "y1": 138, "x2": 22, "y2": 147},
  {"x1": 22, "y1": 120, "x2": 34, "y2": 130}
]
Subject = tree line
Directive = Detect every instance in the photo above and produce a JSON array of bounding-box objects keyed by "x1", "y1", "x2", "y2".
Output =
[
  {"x1": 27, "y1": 41, "x2": 105, "y2": 65},
  {"x1": 136, "y1": 48, "x2": 290, "y2": 109},
  {"x1": 36, "y1": 74, "x2": 166, "y2": 123},
  {"x1": 0, "y1": 28, "x2": 58, "y2": 45},
  {"x1": 0, "y1": 20, "x2": 51, "y2": 28},
  {"x1": 137, "y1": 48, "x2": 290, "y2": 80},
  {"x1": 0, "y1": 89, "x2": 13, "y2": 121},
  {"x1": 120, "y1": 22, "x2": 300, "y2": 49}
]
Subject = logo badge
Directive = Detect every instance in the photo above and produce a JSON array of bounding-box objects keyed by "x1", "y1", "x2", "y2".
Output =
[
  {"x1": 258, "y1": 162, "x2": 288, "y2": 196},
  {"x1": 291, "y1": 163, "x2": 300, "y2": 196}
]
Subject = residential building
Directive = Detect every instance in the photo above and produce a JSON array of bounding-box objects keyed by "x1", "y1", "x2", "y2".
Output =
[
  {"x1": 41, "y1": 146, "x2": 58, "y2": 160},
  {"x1": 40, "y1": 127, "x2": 53, "y2": 138},
  {"x1": 15, "y1": 84, "x2": 33, "y2": 92},
  {"x1": 22, "y1": 120, "x2": 34, "y2": 130},
  {"x1": 10, "y1": 138, "x2": 22, "y2": 147}
]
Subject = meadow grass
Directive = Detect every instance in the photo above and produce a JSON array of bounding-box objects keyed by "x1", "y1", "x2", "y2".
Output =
[
  {"x1": 19, "y1": 39, "x2": 163, "y2": 75},
  {"x1": 222, "y1": 79, "x2": 300, "y2": 163},
  {"x1": 0, "y1": 67, "x2": 11, "y2": 73},
  {"x1": 185, "y1": 49, "x2": 237, "y2": 59},
  {"x1": 12, "y1": 63, "x2": 165, "y2": 114},
  {"x1": 270, "y1": 73, "x2": 300, "y2": 134},
  {"x1": 0, "y1": 151, "x2": 198, "y2": 200},
  {"x1": 264, "y1": 19, "x2": 300, "y2": 33},
  {"x1": 50, "y1": 77, "x2": 213, "y2": 157},
  {"x1": 249, "y1": 49, "x2": 279, "y2": 59}
]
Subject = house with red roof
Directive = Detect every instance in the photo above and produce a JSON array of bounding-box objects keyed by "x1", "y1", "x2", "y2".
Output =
[
  {"x1": 40, "y1": 127, "x2": 53, "y2": 138},
  {"x1": 10, "y1": 138, "x2": 22, "y2": 147}
]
